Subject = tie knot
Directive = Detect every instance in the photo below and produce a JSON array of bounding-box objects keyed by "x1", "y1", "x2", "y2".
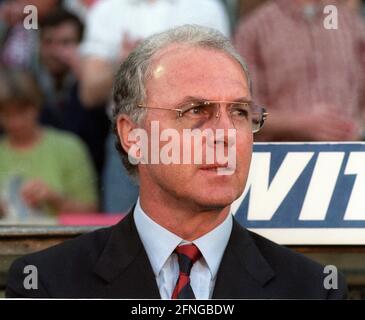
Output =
[{"x1": 174, "y1": 244, "x2": 202, "y2": 276}]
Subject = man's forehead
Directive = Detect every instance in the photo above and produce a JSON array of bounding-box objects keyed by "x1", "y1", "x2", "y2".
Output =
[
  {"x1": 150, "y1": 44, "x2": 243, "y2": 75},
  {"x1": 146, "y1": 44, "x2": 249, "y2": 101}
]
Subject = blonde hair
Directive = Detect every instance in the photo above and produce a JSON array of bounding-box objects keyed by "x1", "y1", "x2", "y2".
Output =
[{"x1": 0, "y1": 68, "x2": 42, "y2": 110}]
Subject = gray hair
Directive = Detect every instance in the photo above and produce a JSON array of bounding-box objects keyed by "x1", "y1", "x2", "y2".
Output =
[{"x1": 112, "y1": 24, "x2": 251, "y2": 178}]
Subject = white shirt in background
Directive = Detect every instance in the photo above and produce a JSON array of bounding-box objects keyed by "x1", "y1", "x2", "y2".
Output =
[{"x1": 80, "y1": 0, "x2": 230, "y2": 61}]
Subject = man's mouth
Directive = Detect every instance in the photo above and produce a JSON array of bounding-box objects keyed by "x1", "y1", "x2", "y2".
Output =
[{"x1": 199, "y1": 163, "x2": 229, "y2": 171}]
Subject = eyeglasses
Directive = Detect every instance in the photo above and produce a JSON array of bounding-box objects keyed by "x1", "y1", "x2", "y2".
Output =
[{"x1": 137, "y1": 100, "x2": 268, "y2": 133}]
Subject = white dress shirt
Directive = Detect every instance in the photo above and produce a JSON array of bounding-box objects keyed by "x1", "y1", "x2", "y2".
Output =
[{"x1": 134, "y1": 198, "x2": 233, "y2": 299}]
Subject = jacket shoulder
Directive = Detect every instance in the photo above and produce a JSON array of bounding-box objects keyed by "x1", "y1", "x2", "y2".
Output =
[
  {"x1": 6, "y1": 225, "x2": 112, "y2": 298},
  {"x1": 246, "y1": 229, "x2": 348, "y2": 299}
]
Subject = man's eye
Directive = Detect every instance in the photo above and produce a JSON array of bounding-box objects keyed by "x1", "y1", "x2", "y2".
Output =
[
  {"x1": 183, "y1": 104, "x2": 207, "y2": 116},
  {"x1": 231, "y1": 106, "x2": 249, "y2": 118},
  {"x1": 190, "y1": 107, "x2": 203, "y2": 114}
]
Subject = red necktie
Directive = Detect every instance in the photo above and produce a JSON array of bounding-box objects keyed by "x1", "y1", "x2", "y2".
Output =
[{"x1": 171, "y1": 244, "x2": 202, "y2": 299}]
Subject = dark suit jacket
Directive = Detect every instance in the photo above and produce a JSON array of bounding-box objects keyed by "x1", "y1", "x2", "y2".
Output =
[{"x1": 6, "y1": 212, "x2": 347, "y2": 299}]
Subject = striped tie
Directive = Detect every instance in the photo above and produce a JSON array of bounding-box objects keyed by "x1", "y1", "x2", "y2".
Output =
[{"x1": 171, "y1": 244, "x2": 202, "y2": 299}]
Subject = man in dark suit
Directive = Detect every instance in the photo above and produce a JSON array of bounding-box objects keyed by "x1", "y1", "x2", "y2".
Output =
[{"x1": 6, "y1": 24, "x2": 347, "y2": 299}]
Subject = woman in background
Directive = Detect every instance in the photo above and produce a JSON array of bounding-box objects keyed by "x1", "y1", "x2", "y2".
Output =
[{"x1": 0, "y1": 69, "x2": 98, "y2": 219}]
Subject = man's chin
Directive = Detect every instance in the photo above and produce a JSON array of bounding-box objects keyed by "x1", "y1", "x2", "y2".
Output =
[{"x1": 192, "y1": 193, "x2": 238, "y2": 211}]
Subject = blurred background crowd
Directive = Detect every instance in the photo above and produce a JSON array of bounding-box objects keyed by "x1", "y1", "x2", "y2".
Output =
[{"x1": 1, "y1": 0, "x2": 365, "y2": 222}]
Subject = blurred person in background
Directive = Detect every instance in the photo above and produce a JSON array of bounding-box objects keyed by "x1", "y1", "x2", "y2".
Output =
[
  {"x1": 342, "y1": 0, "x2": 363, "y2": 11},
  {"x1": 0, "y1": 0, "x2": 59, "y2": 70},
  {"x1": 0, "y1": 69, "x2": 98, "y2": 220},
  {"x1": 234, "y1": 0, "x2": 365, "y2": 141},
  {"x1": 237, "y1": 0, "x2": 269, "y2": 17},
  {"x1": 37, "y1": 8, "x2": 109, "y2": 187},
  {"x1": 38, "y1": 8, "x2": 84, "y2": 106},
  {"x1": 79, "y1": 0, "x2": 230, "y2": 107},
  {"x1": 62, "y1": 0, "x2": 100, "y2": 21},
  {"x1": 341, "y1": 0, "x2": 365, "y2": 16},
  {"x1": 78, "y1": 0, "x2": 231, "y2": 213}
]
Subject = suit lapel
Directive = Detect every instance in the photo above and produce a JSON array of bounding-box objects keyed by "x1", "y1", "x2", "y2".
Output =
[
  {"x1": 93, "y1": 210, "x2": 161, "y2": 298},
  {"x1": 212, "y1": 218, "x2": 275, "y2": 299},
  {"x1": 92, "y1": 210, "x2": 275, "y2": 299}
]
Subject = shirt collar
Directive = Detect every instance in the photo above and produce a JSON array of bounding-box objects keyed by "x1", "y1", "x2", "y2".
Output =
[
  {"x1": 134, "y1": 197, "x2": 233, "y2": 280},
  {"x1": 193, "y1": 211, "x2": 232, "y2": 280},
  {"x1": 134, "y1": 198, "x2": 183, "y2": 277}
]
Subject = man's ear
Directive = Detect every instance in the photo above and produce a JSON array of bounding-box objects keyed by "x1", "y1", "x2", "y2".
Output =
[{"x1": 116, "y1": 114, "x2": 137, "y2": 155}]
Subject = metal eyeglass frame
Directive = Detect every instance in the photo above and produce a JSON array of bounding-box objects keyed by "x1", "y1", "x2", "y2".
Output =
[{"x1": 137, "y1": 101, "x2": 269, "y2": 132}]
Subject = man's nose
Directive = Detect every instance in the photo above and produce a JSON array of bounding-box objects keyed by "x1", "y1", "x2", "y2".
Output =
[
  {"x1": 205, "y1": 105, "x2": 236, "y2": 148},
  {"x1": 211, "y1": 104, "x2": 235, "y2": 130}
]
